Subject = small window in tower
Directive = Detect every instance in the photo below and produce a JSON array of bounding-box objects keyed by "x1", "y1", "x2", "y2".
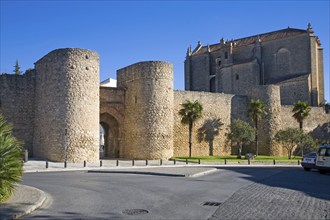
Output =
[
  {"x1": 236, "y1": 74, "x2": 239, "y2": 80},
  {"x1": 225, "y1": 52, "x2": 228, "y2": 59}
]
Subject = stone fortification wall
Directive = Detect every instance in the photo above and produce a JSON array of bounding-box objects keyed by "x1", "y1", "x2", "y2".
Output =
[
  {"x1": 33, "y1": 48, "x2": 99, "y2": 162},
  {"x1": 173, "y1": 91, "x2": 248, "y2": 157},
  {"x1": 117, "y1": 61, "x2": 174, "y2": 159},
  {"x1": 248, "y1": 85, "x2": 282, "y2": 155},
  {"x1": 280, "y1": 106, "x2": 329, "y2": 142},
  {"x1": 0, "y1": 71, "x2": 36, "y2": 155}
]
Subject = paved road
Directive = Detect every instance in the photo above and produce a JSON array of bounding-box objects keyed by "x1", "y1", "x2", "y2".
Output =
[{"x1": 21, "y1": 167, "x2": 330, "y2": 219}]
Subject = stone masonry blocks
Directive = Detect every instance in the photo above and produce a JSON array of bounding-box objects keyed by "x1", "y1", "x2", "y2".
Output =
[
  {"x1": 33, "y1": 48, "x2": 99, "y2": 162},
  {"x1": 117, "y1": 61, "x2": 174, "y2": 159}
]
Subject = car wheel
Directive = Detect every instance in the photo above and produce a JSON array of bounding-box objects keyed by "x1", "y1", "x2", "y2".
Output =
[
  {"x1": 319, "y1": 169, "x2": 326, "y2": 174},
  {"x1": 304, "y1": 167, "x2": 311, "y2": 171}
]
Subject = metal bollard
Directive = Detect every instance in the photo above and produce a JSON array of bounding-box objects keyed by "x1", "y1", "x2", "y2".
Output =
[
  {"x1": 174, "y1": 159, "x2": 176, "y2": 165},
  {"x1": 116, "y1": 160, "x2": 119, "y2": 166},
  {"x1": 160, "y1": 159, "x2": 162, "y2": 166},
  {"x1": 46, "y1": 161, "x2": 49, "y2": 169},
  {"x1": 225, "y1": 159, "x2": 227, "y2": 165},
  {"x1": 146, "y1": 160, "x2": 148, "y2": 166},
  {"x1": 198, "y1": 159, "x2": 201, "y2": 164},
  {"x1": 273, "y1": 159, "x2": 276, "y2": 165},
  {"x1": 84, "y1": 160, "x2": 86, "y2": 167},
  {"x1": 248, "y1": 159, "x2": 250, "y2": 165},
  {"x1": 64, "y1": 161, "x2": 67, "y2": 168},
  {"x1": 100, "y1": 160, "x2": 102, "y2": 167},
  {"x1": 132, "y1": 160, "x2": 135, "y2": 166},
  {"x1": 24, "y1": 149, "x2": 28, "y2": 163},
  {"x1": 298, "y1": 160, "x2": 300, "y2": 165},
  {"x1": 186, "y1": 159, "x2": 188, "y2": 164}
]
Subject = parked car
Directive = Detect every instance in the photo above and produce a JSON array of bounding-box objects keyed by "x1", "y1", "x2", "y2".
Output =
[
  {"x1": 301, "y1": 152, "x2": 317, "y2": 171},
  {"x1": 316, "y1": 144, "x2": 330, "y2": 174}
]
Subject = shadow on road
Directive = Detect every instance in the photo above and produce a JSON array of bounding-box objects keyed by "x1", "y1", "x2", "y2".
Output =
[{"x1": 214, "y1": 167, "x2": 330, "y2": 201}]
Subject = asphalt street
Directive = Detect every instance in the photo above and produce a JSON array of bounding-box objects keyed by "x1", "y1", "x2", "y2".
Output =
[{"x1": 21, "y1": 167, "x2": 330, "y2": 219}]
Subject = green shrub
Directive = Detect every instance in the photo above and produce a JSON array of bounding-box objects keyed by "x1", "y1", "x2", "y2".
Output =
[{"x1": 0, "y1": 113, "x2": 24, "y2": 203}]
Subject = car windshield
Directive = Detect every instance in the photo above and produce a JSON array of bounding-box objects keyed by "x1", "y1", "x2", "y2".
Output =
[
  {"x1": 306, "y1": 152, "x2": 316, "y2": 157},
  {"x1": 318, "y1": 148, "x2": 330, "y2": 156}
]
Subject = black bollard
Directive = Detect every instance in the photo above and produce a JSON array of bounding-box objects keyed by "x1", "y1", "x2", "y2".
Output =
[
  {"x1": 186, "y1": 159, "x2": 188, "y2": 164},
  {"x1": 100, "y1": 160, "x2": 102, "y2": 167},
  {"x1": 132, "y1": 160, "x2": 135, "y2": 166},
  {"x1": 174, "y1": 159, "x2": 176, "y2": 165},
  {"x1": 198, "y1": 159, "x2": 201, "y2": 164},
  {"x1": 273, "y1": 159, "x2": 276, "y2": 165},
  {"x1": 64, "y1": 161, "x2": 67, "y2": 168},
  {"x1": 225, "y1": 159, "x2": 227, "y2": 165},
  {"x1": 248, "y1": 159, "x2": 250, "y2": 165},
  {"x1": 298, "y1": 160, "x2": 300, "y2": 165},
  {"x1": 46, "y1": 161, "x2": 49, "y2": 169},
  {"x1": 160, "y1": 159, "x2": 162, "y2": 166},
  {"x1": 84, "y1": 160, "x2": 86, "y2": 167},
  {"x1": 116, "y1": 160, "x2": 119, "y2": 166},
  {"x1": 146, "y1": 160, "x2": 148, "y2": 166}
]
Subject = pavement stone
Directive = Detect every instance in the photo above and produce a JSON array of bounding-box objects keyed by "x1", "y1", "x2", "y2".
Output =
[{"x1": 210, "y1": 179, "x2": 330, "y2": 220}]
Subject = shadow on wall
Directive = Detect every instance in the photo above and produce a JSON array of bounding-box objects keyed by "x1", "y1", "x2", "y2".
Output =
[
  {"x1": 197, "y1": 118, "x2": 224, "y2": 156},
  {"x1": 309, "y1": 122, "x2": 330, "y2": 144}
]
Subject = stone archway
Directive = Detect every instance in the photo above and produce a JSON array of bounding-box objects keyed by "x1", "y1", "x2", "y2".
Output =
[{"x1": 100, "y1": 113, "x2": 120, "y2": 158}]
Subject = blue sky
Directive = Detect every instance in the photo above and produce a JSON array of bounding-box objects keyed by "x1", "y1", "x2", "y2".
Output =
[{"x1": 1, "y1": 0, "x2": 329, "y2": 102}]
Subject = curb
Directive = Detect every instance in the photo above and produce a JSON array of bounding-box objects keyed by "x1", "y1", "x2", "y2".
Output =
[
  {"x1": 88, "y1": 170, "x2": 186, "y2": 177},
  {"x1": 0, "y1": 185, "x2": 47, "y2": 220},
  {"x1": 187, "y1": 168, "x2": 218, "y2": 177}
]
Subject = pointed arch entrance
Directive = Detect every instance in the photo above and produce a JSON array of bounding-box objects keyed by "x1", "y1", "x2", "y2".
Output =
[{"x1": 100, "y1": 113, "x2": 120, "y2": 158}]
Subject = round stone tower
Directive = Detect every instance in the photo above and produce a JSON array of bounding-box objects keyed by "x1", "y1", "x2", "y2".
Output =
[
  {"x1": 33, "y1": 48, "x2": 99, "y2": 162},
  {"x1": 117, "y1": 61, "x2": 174, "y2": 159}
]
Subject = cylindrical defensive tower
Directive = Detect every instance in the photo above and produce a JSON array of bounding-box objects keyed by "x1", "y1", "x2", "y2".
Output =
[
  {"x1": 117, "y1": 61, "x2": 174, "y2": 159},
  {"x1": 33, "y1": 48, "x2": 99, "y2": 162}
]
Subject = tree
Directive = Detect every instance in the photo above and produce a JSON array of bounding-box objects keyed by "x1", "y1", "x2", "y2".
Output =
[
  {"x1": 13, "y1": 60, "x2": 22, "y2": 75},
  {"x1": 0, "y1": 113, "x2": 24, "y2": 203},
  {"x1": 274, "y1": 128, "x2": 315, "y2": 159},
  {"x1": 292, "y1": 101, "x2": 311, "y2": 130},
  {"x1": 292, "y1": 100, "x2": 311, "y2": 156},
  {"x1": 248, "y1": 99, "x2": 267, "y2": 157},
  {"x1": 179, "y1": 100, "x2": 203, "y2": 158},
  {"x1": 227, "y1": 119, "x2": 255, "y2": 159}
]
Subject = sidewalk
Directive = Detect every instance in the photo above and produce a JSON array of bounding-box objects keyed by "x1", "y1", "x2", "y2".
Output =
[{"x1": 0, "y1": 158, "x2": 301, "y2": 219}]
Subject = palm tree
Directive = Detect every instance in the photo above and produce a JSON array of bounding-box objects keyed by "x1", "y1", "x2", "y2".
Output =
[
  {"x1": 292, "y1": 100, "x2": 311, "y2": 156},
  {"x1": 248, "y1": 99, "x2": 267, "y2": 157},
  {"x1": 0, "y1": 113, "x2": 24, "y2": 203},
  {"x1": 179, "y1": 100, "x2": 203, "y2": 158}
]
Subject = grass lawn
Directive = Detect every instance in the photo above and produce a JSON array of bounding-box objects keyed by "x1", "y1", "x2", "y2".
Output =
[{"x1": 171, "y1": 155, "x2": 302, "y2": 163}]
